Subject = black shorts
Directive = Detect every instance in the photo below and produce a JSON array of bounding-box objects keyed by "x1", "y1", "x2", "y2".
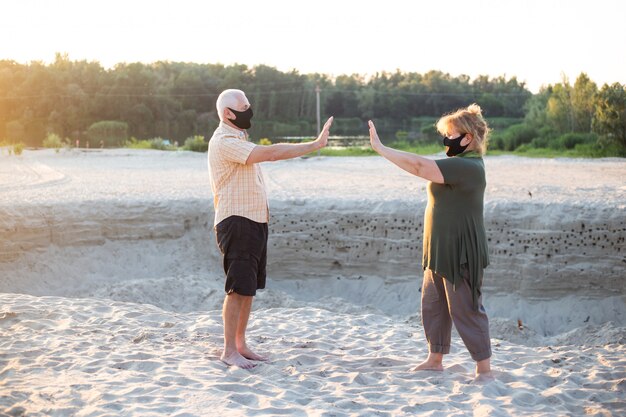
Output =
[{"x1": 215, "y1": 215, "x2": 268, "y2": 296}]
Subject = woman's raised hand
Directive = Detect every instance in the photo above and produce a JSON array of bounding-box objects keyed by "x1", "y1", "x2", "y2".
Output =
[{"x1": 368, "y1": 120, "x2": 383, "y2": 153}]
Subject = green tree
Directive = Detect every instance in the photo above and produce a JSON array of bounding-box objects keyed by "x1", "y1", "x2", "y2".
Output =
[
  {"x1": 524, "y1": 87, "x2": 550, "y2": 129},
  {"x1": 546, "y1": 76, "x2": 573, "y2": 133},
  {"x1": 87, "y1": 121, "x2": 128, "y2": 147},
  {"x1": 571, "y1": 73, "x2": 597, "y2": 132},
  {"x1": 593, "y1": 83, "x2": 626, "y2": 149}
]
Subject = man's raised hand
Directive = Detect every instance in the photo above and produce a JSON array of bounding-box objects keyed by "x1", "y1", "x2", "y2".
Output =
[{"x1": 315, "y1": 116, "x2": 334, "y2": 149}]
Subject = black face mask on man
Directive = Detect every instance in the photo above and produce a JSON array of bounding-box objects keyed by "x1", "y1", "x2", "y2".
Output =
[
  {"x1": 442, "y1": 133, "x2": 469, "y2": 157},
  {"x1": 228, "y1": 107, "x2": 253, "y2": 129}
]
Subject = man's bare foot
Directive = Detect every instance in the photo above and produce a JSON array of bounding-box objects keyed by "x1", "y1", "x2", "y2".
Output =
[
  {"x1": 411, "y1": 360, "x2": 444, "y2": 372},
  {"x1": 237, "y1": 345, "x2": 268, "y2": 361},
  {"x1": 220, "y1": 351, "x2": 256, "y2": 369}
]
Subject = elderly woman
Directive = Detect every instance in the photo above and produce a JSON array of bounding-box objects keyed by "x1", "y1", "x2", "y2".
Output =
[{"x1": 368, "y1": 104, "x2": 492, "y2": 379}]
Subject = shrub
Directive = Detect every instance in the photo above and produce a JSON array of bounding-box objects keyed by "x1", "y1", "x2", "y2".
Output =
[
  {"x1": 502, "y1": 124, "x2": 537, "y2": 151},
  {"x1": 126, "y1": 137, "x2": 175, "y2": 150},
  {"x1": 87, "y1": 121, "x2": 128, "y2": 147},
  {"x1": 489, "y1": 131, "x2": 506, "y2": 150},
  {"x1": 13, "y1": 142, "x2": 24, "y2": 155},
  {"x1": 575, "y1": 142, "x2": 626, "y2": 157},
  {"x1": 147, "y1": 138, "x2": 170, "y2": 150},
  {"x1": 491, "y1": 137, "x2": 504, "y2": 150},
  {"x1": 530, "y1": 136, "x2": 550, "y2": 148},
  {"x1": 43, "y1": 133, "x2": 66, "y2": 151},
  {"x1": 557, "y1": 132, "x2": 597, "y2": 149},
  {"x1": 571, "y1": 143, "x2": 602, "y2": 157},
  {"x1": 183, "y1": 135, "x2": 207, "y2": 152},
  {"x1": 534, "y1": 126, "x2": 559, "y2": 149},
  {"x1": 258, "y1": 138, "x2": 272, "y2": 146},
  {"x1": 126, "y1": 137, "x2": 152, "y2": 149}
]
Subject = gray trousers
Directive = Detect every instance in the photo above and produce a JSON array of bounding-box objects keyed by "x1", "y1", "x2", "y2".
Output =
[{"x1": 421, "y1": 267, "x2": 492, "y2": 362}]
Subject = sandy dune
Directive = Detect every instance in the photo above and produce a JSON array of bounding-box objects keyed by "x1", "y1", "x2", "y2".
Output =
[{"x1": 1, "y1": 149, "x2": 625, "y2": 416}]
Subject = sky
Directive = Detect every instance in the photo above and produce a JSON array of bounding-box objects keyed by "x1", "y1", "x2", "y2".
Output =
[{"x1": 1, "y1": 0, "x2": 625, "y2": 92}]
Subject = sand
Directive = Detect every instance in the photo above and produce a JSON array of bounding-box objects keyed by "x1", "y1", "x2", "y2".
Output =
[{"x1": 1, "y1": 148, "x2": 625, "y2": 416}]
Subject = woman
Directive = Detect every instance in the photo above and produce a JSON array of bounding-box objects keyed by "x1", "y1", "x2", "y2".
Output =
[{"x1": 368, "y1": 104, "x2": 492, "y2": 379}]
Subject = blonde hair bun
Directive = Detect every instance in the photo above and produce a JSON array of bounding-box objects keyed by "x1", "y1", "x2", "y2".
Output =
[{"x1": 466, "y1": 103, "x2": 483, "y2": 116}]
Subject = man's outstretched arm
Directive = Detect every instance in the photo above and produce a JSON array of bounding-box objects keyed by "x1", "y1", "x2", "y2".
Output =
[{"x1": 246, "y1": 117, "x2": 333, "y2": 164}]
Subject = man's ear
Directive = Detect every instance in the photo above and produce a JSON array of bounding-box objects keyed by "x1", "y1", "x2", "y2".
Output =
[{"x1": 224, "y1": 108, "x2": 234, "y2": 121}]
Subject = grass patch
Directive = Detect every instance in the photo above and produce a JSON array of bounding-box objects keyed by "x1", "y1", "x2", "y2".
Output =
[
  {"x1": 317, "y1": 147, "x2": 377, "y2": 156},
  {"x1": 314, "y1": 142, "x2": 443, "y2": 157},
  {"x1": 487, "y1": 143, "x2": 625, "y2": 158}
]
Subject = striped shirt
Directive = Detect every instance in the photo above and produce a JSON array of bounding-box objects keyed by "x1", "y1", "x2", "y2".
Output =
[{"x1": 208, "y1": 122, "x2": 269, "y2": 227}]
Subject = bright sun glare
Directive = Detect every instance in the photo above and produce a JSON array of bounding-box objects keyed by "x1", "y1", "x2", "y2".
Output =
[{"x1": 0, "y1": 0, "x2": 625, "y2": 92}]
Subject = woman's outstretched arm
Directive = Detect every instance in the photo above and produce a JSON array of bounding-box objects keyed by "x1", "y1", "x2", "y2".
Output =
[{"x1": 368, "y1": 120, "x2": 444, "y2": 184}]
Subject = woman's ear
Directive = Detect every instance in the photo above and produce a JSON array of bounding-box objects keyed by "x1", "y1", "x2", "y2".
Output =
[{"x1": 462, "y1": 134, "x2": 473, "y2": 146}]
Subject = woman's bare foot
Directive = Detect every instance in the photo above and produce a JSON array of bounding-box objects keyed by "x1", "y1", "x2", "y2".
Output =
[
  {"x1": 238, "y1": 345, "x2": 268, "y2": 361},
  {"x1": 411, "y1": 353, "x2": 444, "y2": 371},
  {"x1": 220, "y1": 351, "x2": 256, "y2": 369},
  {"x1": 473, "y1": 371, "x2": 495, "y2": 383}
]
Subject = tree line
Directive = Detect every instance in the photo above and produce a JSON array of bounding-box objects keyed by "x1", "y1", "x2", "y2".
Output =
[
  {"x1": 0, "y1": 53, "x2": 624, "y2": 155},
  {"x1": 490, "y1": 73, "x2": 626, "y2": 156}
]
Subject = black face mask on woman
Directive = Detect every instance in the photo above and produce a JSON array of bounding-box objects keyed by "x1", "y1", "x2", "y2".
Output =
[
  {"x1": 228, "y1": 107, "x2": 253, "y2": 129},
  {"x1": 442, "y1": 133, "x2": 468, "y2": 157}
]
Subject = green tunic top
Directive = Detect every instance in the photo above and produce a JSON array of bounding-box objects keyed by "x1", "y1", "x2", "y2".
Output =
[{"x1": 422, "y1": 151, "x2": 489, "y2": 308}]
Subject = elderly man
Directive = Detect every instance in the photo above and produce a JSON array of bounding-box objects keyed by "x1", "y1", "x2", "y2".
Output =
[{"x1": 208, "y1": 89, "x2": 333, "y2": 369}]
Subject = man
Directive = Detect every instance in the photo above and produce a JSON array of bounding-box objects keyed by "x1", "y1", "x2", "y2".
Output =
[{"x1": 208, "y1": 89, "x2": 333, "y2": 369}]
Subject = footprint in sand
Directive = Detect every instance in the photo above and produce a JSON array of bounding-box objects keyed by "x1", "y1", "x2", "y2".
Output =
[
  {"x1": 111, "y1": 360, "x2": 162, "y2": 372},
  {"x1": 0, "y1": 311, "x2": 18, "y2": 320}
]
